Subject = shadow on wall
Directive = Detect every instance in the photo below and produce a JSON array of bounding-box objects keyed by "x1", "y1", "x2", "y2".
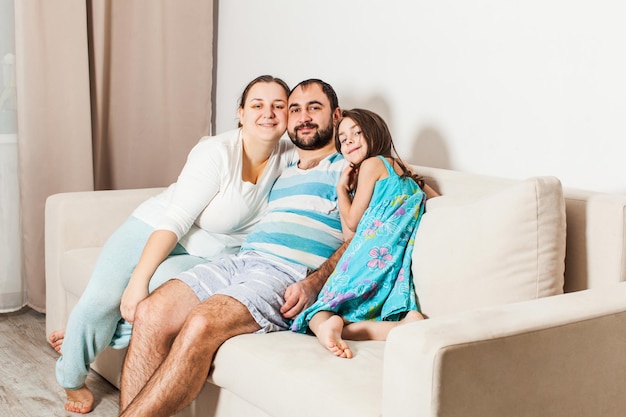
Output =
[
  {"x1": 341, "y1": 94, "x2": 394, "y2": 128},
  {"x1": 408, "y1": 126, "x2": 452, "y2": 170},
  {"x1": 338, "y1": 95, "x2": 451, "y2": 171}
]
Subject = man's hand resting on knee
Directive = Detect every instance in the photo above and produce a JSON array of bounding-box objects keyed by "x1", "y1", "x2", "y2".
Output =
[{"x1": 280, "y1": 240, "x2": 350, "y2": 319}]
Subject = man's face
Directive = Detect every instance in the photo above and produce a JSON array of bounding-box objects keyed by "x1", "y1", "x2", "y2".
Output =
[{"x1": 287, "y1": 84, "x2": 335, "y2": 150}]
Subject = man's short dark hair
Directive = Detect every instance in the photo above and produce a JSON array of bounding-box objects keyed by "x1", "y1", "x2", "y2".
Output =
[{"x1": 290, "y1": 79, "x2": 339, "y2": 111}]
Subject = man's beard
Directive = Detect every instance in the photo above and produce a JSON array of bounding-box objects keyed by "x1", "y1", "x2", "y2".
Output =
[{"x1": 288, "y1": 120, "x2": 334, "y2": 150}]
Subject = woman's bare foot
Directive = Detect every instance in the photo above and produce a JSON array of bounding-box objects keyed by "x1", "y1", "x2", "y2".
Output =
[
  {"x1": 65, "y1": 385, "x2": 94, "y2": 414},
  {"x1": 316, "y1": 315, "x2": 353, "y2": 359},
  {"x1": 48, "y1": 328, "x2": 65, "y2": 354}
]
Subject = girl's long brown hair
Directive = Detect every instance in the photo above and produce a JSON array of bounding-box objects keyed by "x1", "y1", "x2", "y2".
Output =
[{"x1": 335, "y1": 108, "x2": 424, "y2": 188}]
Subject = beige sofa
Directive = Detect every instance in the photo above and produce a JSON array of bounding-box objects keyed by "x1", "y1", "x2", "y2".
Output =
[{"x1": 45, "y1": 165, "x2": 626, "y2": 417}]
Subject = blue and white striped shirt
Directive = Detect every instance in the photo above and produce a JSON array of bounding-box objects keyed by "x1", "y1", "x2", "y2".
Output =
[{"x1": 241, "y1": 153, "x2": 346, "y2": 269}]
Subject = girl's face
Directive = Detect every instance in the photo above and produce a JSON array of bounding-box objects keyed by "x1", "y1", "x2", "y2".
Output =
[
  {"x1": 337, "y1": 117, "x2": 369, "y2": 165},
  {"x1": 238, "y1": 82, "x2": 288, "y2": 144}
]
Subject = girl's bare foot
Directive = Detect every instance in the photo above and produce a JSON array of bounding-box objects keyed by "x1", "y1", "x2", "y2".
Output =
[
  {"x1": 48, "y1": 329, "x2": 65, "y2": 354},
  {"x1": 65, "y1": 385, "x2": 94, "y2": 414},
  {"x1": 316, "y1": 315, "x2": 353, "y2": 359},
  {"x1": 401, "y1": 310, "x2": 425, "y2": 324}
]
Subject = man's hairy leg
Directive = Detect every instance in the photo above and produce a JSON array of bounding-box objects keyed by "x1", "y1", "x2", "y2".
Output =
[
  {"x1": 120, "y1": 294, "x2": 261, "y2": 417},
  {"x1": 119, "y1": 280, "x2": 199, "y2": 411}
]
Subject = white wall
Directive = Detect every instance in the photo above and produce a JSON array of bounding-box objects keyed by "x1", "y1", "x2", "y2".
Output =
[{"x1": 215, "y1": 1, "x2": 626, "y2": 194}]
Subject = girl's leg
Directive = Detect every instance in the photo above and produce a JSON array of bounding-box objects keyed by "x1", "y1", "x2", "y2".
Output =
[
  {"x1": 54, "y1": 217, "x2": 154, "y2": 412},
  {"x1": 342, "y1": 310, "x2": 424, "y2": 341},
  {"x1": 308, "y1": 311, "x2": 353, "y2": 359}
]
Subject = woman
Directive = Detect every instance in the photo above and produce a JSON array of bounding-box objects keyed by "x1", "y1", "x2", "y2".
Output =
[{"x1": 48, "y1": 75, "x2": 297, "y2": 413}]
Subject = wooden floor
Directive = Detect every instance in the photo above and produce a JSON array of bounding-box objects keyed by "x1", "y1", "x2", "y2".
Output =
[{"x1": 0, "y1": 307, "x2": 119, "y2": 417}]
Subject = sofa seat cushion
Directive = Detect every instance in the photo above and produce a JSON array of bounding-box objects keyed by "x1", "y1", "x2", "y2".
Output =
[
  {"x1": 210, "y1": 331, "x2": 384, "y2": 417},
  {"x1": 413, "y1": 176, "x2": 566, "y2": 318}
]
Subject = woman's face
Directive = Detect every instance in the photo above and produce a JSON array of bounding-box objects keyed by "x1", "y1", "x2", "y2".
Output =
[
  {"x1": 337, "y1": 117, "x2": 369, "y2": 165},
  {"x1": 238, "y1": 82, "x2": 288, "y2": 143}
]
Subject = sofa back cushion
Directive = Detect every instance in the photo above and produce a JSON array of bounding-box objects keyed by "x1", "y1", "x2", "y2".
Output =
[{"x1": 412, "y1": 176, "x2": 566, "y2": 318}]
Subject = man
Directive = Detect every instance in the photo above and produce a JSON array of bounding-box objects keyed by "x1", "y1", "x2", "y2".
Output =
[{"x1": 119, "y1": 79, "x2": 347, "y2": 416}]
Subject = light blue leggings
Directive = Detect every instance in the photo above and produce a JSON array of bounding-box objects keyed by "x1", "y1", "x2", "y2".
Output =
[{"x1": 55, "y1": 216, "x2": 207, "y2": 390}]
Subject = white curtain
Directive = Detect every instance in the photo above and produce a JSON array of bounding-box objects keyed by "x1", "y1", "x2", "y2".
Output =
[{"x1": 0, "y1": 0, "x2": 25, "y2": 312}]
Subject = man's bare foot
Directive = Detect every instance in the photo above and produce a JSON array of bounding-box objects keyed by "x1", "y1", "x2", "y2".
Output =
[
  {"x1": 48, "y1": 329, "x2": 65, "y2": 354},
  {"x1": 316, "y1": 315, "x2": 353, "y2": 359},
  {"x1": 65, "y1": 385, "x2": 94, "y2": 414}
]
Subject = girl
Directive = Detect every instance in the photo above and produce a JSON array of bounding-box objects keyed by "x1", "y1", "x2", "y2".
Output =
[
  {"x1": 48, "y1": 75, "x2": 297, "y2": 413},
  {"x1": 291, "y1": 108, "x2": 438, "y2": 358}
]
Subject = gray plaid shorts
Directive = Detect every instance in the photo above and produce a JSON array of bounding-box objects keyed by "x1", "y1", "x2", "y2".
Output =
[{"x1": 176, "y1": 251, "x2": 309, "y2": 332}]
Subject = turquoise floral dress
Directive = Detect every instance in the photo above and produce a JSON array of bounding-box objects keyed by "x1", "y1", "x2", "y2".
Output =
[{"x1": 291, "y1": 156, "x2": 426, "y2": 333}]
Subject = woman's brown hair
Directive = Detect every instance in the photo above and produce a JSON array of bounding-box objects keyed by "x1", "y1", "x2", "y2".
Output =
[{"x1": 237, "y1": 75, "x2": 290, "y2": 127}]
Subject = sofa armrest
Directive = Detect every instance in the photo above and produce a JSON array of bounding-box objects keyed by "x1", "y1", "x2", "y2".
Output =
[
  {"x1": 382, "y1": 283, "x2": 626, "y2": 417},
  {"x1": 562, "y1": 190, "x2": 626, "y2": 291},
  {"x1": 45, "y1": 188, "x2": 164, "y2": 335}
]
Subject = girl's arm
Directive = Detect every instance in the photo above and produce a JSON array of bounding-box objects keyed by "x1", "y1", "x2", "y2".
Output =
[
  {"x1": 337, "y1": 164, "x2": 357, "y2": 240},
  {"x1": 423, "y1": 183, "x2": 441, "y2": 199},
  {"x1": 405, "y1": 165, "x2": 440, "y2": 199},
  {"x1": 338, "y1": 157, "x2": 385, "y2": 235}
]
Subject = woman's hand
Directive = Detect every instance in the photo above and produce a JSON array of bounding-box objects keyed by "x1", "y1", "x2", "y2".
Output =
[{"x1": 120, "y1": 280, "x2": 149, "y2": 323}]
